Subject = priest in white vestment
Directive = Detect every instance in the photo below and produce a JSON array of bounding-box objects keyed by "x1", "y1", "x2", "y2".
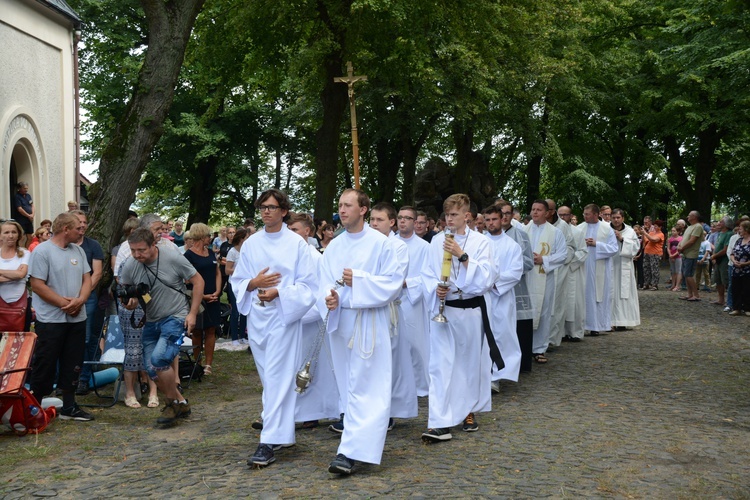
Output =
[
  {"x1": 230, "y1": 189, "x2": 317, "y2": 467},
  {"x1": 319, "y1": 189, "x2": 404, "y2": 475},
  {"x1": 500, "y1": 201, "x2": 535, "y2": 372},
  {"x1": 421, "y1": 194, "x2": 494, "y2": 443},
  {"x1": 610, "y1": 209, "x2": 641, "y2": 329},
  {"x1": 581, "y1": 204, "x2": 619, "y2": 334},
  {"x1": 286, "y1": 214, "x2": 340, "y2": 426},
  {"x1": 370, "y1": 203, "x2": 418, "y2": 422},
  {"x1": 546, "y1": 200, "x2": 576, "y2": 347},
  {"x1": 393, "y1": 206, "x2": 432, "y2": 397},
  {"x1": 561, "y1": 212, "x2": 588, "y2": 341},
  {"x1": 483, "y1": 206, "x2": 523, "y2": 385},
  {"x1": 522, "y1": 200, "x2": 567, "y2": 362}
]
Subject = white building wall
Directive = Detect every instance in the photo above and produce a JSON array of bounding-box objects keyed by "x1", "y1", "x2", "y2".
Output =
[{"x1": 0, "y1": 0, "x2": 77, "y2": 224}]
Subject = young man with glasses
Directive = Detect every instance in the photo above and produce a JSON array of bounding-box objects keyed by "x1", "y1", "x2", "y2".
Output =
[
  {"x1": 229, "y1": 189, "x2": 317, "y2": 467},
  {"x1": 393, "y1": 206, "x2": 431, "y2": 397}
]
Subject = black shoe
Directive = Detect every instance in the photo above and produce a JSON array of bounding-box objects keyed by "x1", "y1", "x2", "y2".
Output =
[
  {"x1": 328, "y1": 453, "x2": 354, "y2": 475},
  {"x1": 329, "y1": 413, "x2": 344, "y2": 433},
  {"x1": 140, "y1": 382, "x2": 149, "y2": 397},
  {"x1": 59, "y1": 403, "x2": 94, "y2": 421},
  {"x1": 387, "y1": 418, "x2": 394, "y2": 431},
  {"x1": 421, "y1": 427, "x2": 452, "y2": 442},
  {"x1": 462, "y1": 413, "x2": 479, "y2": 432},
  {"x1": 75, "y1": 381, "x2": 90, "y2": 396},
  {"x1": 249, "y1": 444, "x2": 276, "y2": 467},
  {"x1": 589, "y1": 331, "x2": 600, "y2": 337},
  {"x1": 252, "y1": 417, "x2": 264, "y2": 430},
  {"x1": 569, "y1": 337, "x2": 582, "y2": 343},
  {"x1": 561, "y1": 336, "x2": 571, "y2": 342}
]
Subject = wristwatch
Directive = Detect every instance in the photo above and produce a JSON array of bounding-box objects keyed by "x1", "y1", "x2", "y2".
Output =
[{"x1": 458, "y1": 253, "x2": 469, "y2": 263}]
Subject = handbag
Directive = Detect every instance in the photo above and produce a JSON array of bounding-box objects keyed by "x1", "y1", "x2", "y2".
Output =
[
  {"x1": 0, "y1": 291, "x2": 28, "y2": 332},
  {"x1": 185, "y1": 289, "x2": 207, "y2": 315}
]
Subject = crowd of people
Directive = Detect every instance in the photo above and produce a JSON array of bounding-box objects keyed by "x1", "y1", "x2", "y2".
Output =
[{"x1": 3, "y1": 179, "x2": 750, "y2": 475}]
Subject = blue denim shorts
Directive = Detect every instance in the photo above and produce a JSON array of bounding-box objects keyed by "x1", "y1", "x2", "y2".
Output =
[{"x1": 142, "y1": 316, "x2": 185, "y2": 379}]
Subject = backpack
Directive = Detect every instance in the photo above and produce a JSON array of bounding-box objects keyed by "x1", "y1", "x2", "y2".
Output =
[
  {"x1": 178, "y1": 358, "x2": 204, "y2": 382},
  {"x1": 0, "y1": 388, "x2": 56, "y2": 436}
]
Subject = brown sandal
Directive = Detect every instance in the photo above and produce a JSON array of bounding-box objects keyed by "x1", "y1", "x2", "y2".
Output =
[{"x1": 533, "y1": 354, "x2": 548, "y2": 364}]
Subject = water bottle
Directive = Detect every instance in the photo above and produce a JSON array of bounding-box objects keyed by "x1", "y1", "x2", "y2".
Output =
[
  {"x1": 28, "y1": 404, "x2": 45, "y2": 431},
  {"x1": 29, "y1": 405, "x2": 39, "y2": 417},
  {"x1": 174, "y1": 333, "x2": 185, "y2": 347}
]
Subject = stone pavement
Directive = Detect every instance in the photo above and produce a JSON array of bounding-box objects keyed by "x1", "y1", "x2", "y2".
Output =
[{"x1": 2, "y1": 287, "x2": 749, "y2": 498}]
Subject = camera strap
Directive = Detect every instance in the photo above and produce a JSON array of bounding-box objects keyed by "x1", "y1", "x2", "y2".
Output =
[{"x1": 141, "y1": 251, "x2": 195, "y2": 306}]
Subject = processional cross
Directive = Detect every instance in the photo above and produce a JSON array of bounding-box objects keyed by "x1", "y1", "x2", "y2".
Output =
[{"x1": 334, "y1": 61, "x2": 367, "y2": 189}]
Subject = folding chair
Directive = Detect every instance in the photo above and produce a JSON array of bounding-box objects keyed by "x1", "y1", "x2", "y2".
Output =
[
  {"x1": 80, "y1": 315, "x2": 125, "y2": 408},
  {"x1": 178, "y1": 336, "x2": 203, "y2": 390},
  {"x1": 0, "y1": 331, "x2": 37, "y2": 403}
]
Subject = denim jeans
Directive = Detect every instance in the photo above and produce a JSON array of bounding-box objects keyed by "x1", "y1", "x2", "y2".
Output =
[
  {"x1": 142, "y1": 316, "x2": 185, "y2": 379},
  {"x1": 227, "y1": 285, "x2": 247, "y2": 341}
]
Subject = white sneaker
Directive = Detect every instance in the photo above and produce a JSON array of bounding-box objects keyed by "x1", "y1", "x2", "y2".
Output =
[{"x1": 724, "y1": 306, "x2": 731, "y2": 312}]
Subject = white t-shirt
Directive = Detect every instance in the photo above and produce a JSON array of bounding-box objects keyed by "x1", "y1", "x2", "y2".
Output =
[{"x1": 0, "y1": 248, "x2": 30, "y2": 303}]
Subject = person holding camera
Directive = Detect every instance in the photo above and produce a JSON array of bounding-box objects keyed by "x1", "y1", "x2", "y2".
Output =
[{"x1": 119, "y1": 227, "x2": 204, "y2": 426}]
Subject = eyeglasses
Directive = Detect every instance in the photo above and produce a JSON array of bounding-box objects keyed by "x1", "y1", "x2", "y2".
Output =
[
  {"x1": 259, "y1": 205, "x2": 281, "y2": 212},
  {"x1": 397, "y1": 215, "x2": 414, "y2": 221}
]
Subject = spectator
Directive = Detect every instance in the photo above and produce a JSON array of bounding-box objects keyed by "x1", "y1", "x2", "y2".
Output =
[
  {"x1": 29, "y1": 212, "x2": 93, "y2": 421},
  {"x1": 169, "y1": 221, "x2": 185, "y2": 247},
  {"x1": 642, "y1": 217, "x2": 665, "y2": 290},
  {"x1": 67, "y1": 200, "x2": 79, "y2": 211},
  {"x1": 0, "y1": 219, "x2": 31, "y2": 332},
  {"x1": 69, "y1": 210, "x2": 105, "y2": 396},
  {"x1": 710, "y1": 217, "x2": 733, "y2": 308},
  {"x1": 319, "y1": 223, "x2": 335, "y2": 253},
  {"x1": 725, "y1": 219, "x2": 746, "y2": 312},
  {"x1": 113, "y1": 218, "x2": 158, "y2": 409},
  {"x1": 119, "y1": 227, "x2": 204, "y2": 426},
  {"x1": 728, "y1": 220, "x2": 750, "y2": 316},
  {"x1": 224, "y1": 228, "x2": 249, "y2": 347},
  {"x1": 212, "y1": 227, "x2": 227, "y2": 256},
  {"x1": 633, "y1": 224, "x2": 645, "y2": 289},
  {"x1": 183, "y1": 223, "x2": 221, "y2": 375},
  {"x1": 29, "y1": 226, "x2": 52, "y2": 252},
  {"x1": 667, "y1": 227, "x2": 683, "y2": 292},
  {"x1": 676, "y1": 211, "x2": 705, "y2": 301},
  {"x1": 12, "y1": 181, "x2": 35, "y2": 248},
  {"x1": 696, "y1": 237, "x2": 712, "y2": 292},
  {"x1": 218, "y1": 226, "x2": 235, "y2": 298}
]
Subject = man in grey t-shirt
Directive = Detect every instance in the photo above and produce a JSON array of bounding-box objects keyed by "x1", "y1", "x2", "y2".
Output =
[
  {"x1": 119, "y1": 227, "x2": 204, "y2": 426},
  {"x1": 29, "y1": 212, "x2": 93, "y2": 421}
]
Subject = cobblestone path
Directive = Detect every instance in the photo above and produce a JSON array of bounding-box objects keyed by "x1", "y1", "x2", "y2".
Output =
[{"x1": 2, "y1": 287, "x2": 749, "y2": 498}]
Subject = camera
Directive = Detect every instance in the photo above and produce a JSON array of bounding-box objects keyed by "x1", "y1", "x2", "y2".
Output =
[{"x1": 116, "y1": 282, "x2": 150, "y2": 300}]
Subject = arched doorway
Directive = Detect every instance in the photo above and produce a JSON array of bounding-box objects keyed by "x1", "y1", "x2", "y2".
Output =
[{"x1": 7, "y1": 140, "x2": 36, "y2": 220}]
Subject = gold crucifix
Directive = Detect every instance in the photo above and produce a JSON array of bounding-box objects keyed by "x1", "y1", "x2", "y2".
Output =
[{"x1": 334, "y1": 61, "x2": 367, "y2": 189}]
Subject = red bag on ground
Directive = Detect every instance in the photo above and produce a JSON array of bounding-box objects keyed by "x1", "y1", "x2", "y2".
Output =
[{"x1": 0, "y1": 387, "x2": 56, "y2": 436}]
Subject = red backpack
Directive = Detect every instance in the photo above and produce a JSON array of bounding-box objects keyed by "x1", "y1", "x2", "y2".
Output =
[{"x1": 0, "y1": 387, "x2": 56, "y2": 436}]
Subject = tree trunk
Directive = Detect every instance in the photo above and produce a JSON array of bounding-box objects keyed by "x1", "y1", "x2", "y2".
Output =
[
  {"x1": 374, "y1": 136, "x2": 402, "y2": 206},
  {"x1": 524, "y1": 93, "x2": 550, "y2": 211},
  {"x1": 186, "y1": 155, "x2": 219, "y2": 226},
  {"x1": 313, "y1": 58, "x2": 348, "y2": 221},
  {"x1": 86, "y1": 0, "x2": 205, "y2": 277},
  {"x1": 275, "y1": 149, "x2": 282, "y2": 189}
]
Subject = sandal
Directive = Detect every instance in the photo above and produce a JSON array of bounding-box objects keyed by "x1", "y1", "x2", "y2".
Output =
[
  {"x1": 125, "y1": 396, "x2": 141, "y2": 408},
  {"x1": 533, "y1": 354, "x2": 548, "y2": 364},
  {"x1": 147, "y1": 394, "x2": 160, "y2": 408},
  {"x1": 204, "y1": 365, "x2": 212, "y2": 375},
  {"x1": 687, "y1": 297, "x2": 701, "y2": 302}
]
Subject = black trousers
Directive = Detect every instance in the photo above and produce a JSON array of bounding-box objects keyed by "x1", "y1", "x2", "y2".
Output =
[
  {"x1": 731, "y1": 273, "x2": 750, "y2": 312},
  {"x1": 30, "y1": 321, "x2": 86, "y2": 398},
  {"x1": 517, "y1": 319, "x2": 533, "y2": 373}
]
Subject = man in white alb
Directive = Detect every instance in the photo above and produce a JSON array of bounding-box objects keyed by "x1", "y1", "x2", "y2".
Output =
[
  {"x1": 421, "y1": 194, "x2": 495, "y2": 442},
  {"x1": 392, "y1": 205, "x2": 431, "y2": 396},
  {"x1": 319, "y1": 189, "x2": 404, "y2": 475},
  {"x1": 582, "y1": 204, "x2": 619, "y2": 335},
  {"x1": 610, "y1": 209, "x2": 641, "y2": 330},
  {"x1": 522, "y1": 200, "x2": 567, "y2": 363},
  {"x1": 482, "y1": 205, "x2": 523, "y2": 391},
  {"x1": 230, "y1": 189, "x2": 317, "y2": 467}
]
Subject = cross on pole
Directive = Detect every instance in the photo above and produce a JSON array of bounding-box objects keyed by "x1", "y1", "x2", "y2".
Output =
[{"x1": 334, "y1": 61, "x2": 367, "y2": 189}]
